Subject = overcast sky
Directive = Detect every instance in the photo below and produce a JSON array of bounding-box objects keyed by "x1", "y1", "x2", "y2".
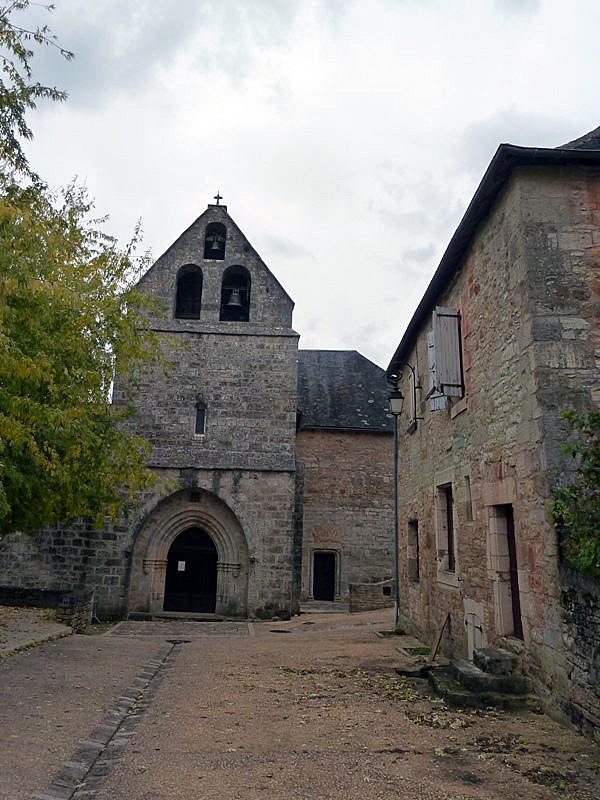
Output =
[{"x1": 21, "y1": 0, "x2": 600, "y2": 368}]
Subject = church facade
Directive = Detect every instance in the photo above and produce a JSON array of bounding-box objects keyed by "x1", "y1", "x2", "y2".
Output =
[{"x1": 0, "y1": 204, "x2": 393, "y2": 619}]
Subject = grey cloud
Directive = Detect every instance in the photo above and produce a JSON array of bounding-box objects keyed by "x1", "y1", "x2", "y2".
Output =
[
  {"x1": 25, "y1": 0, "x2": 303, "y2": 108},
  {"x1": 25, "y1": 1, "x2": 209, "y2": 106},
  {"x1": 495, "y1": 0, "x2": 541, "y2": 13},
  {"x1": 262, "y1": 234, "x2": 316, "y2": 261},
  {"x1": 370, "y1": 161, "x2": 462, "y2": 242},
  {"x1": 455, "y1": 110, "x2": 577, "y2": 177}
]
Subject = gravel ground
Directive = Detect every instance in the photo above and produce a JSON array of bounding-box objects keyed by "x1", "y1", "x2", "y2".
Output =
[
  {"x1": 0, "y1": 610, "x2": 598, "y2": 800},
  {"x1": 93, "y1": 612, "x2": 600, "y2": 800}
]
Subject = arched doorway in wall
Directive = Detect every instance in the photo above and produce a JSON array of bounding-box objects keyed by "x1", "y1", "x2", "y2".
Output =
[
  {"x1": 163, "y1": 527, "x2": 217, "y2": 612},
  {"x1": 127, "y1": 488, "x2": 250, "y2": 618}
]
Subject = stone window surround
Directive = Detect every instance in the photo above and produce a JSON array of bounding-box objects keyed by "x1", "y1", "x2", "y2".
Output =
[
  {"x1": 434, "y1": 466, "x2": 461, "y2": 590},
  {"x1": 194, "y1": 400, "x2": 207, "y2": 438},
  {"x1": 407, "y1": 517, "x2": 420, "y2": 582}
]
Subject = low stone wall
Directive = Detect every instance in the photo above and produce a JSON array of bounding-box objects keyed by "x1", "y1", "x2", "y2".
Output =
[
  {"x1": 0, "y1": 586, "x2": 94, "y2": 633},
  {"x1": 559, "y1": 566, "x2": 600, "y2": 742},
  {"x1": 349, "y1": 579, "x2": 394, "y2": 612}
]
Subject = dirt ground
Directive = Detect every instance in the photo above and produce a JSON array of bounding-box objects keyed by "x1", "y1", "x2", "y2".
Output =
[
  {"x1": 1, "y1": 609, "x2": 598, "y2": 800},
  {"x1": 95, "y1": 612, "x2": 599, "y2": 800}
]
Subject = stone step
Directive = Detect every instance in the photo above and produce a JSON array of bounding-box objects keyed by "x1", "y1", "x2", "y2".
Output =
[
  {"x1": 128, "y1": 611, "x2": 225, "y2": 622},
  {"x1": 299, "y1": 601, "x2": 349, "y2": 614},
  {"x1": 473, "y1": 647, "x2": 519, "y2": 676},
  {"x1": 451, "y1": 659, "x2": 533, "y2": 695},
  {"x1": 429, "y1": 667, "x2": 540, "y2": 711}
]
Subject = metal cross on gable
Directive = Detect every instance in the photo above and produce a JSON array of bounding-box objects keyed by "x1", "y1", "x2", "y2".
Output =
[{"x1": 214, "y1": 191, "x2": 223, "y2": 205}]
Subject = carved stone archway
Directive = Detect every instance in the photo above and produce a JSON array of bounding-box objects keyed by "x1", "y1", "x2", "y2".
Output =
[{"x1": 127, "y1": 488, "x2": 249, "y2": 617}]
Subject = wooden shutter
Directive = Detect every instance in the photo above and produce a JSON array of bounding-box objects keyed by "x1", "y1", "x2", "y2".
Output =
[
  {"x1": 427, "y1": 331, "x2": 447, "y2": 411},
  {"x1": 432, "y1": 307, "x2": 463, "y2": 397}
]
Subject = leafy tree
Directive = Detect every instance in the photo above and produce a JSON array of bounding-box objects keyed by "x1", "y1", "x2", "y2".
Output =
[
  {"x1": 0, "y1": 1, "x2": 73, "y2": 178},
  {"x1": 551, "y1": 410, "x2": 600, "y2": 578},
  {"x1": 0, "y1": 3, "x2": 160, "y2": 534},
  {"x1": 0, "y1": 181, "x2": 159, "y2": 534}
]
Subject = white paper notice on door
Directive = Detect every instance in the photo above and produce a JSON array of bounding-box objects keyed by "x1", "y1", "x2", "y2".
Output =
[{"x1": 178, "y1": 561, "x2": 186, "y2": 572}]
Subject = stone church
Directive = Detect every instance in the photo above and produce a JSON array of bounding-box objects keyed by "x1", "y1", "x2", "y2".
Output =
[{"x1": 0, "y1": 203, "x2": 393, "y2": 619}]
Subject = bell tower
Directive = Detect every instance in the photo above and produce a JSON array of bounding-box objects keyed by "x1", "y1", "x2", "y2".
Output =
[{"x1": 114, "y1": 199, "x2": 300, "y2": 618}]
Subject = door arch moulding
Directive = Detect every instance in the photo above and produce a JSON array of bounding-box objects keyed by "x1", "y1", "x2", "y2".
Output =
[{"x1": 128, "y1": 489, "x2": 249, "y2": 617}]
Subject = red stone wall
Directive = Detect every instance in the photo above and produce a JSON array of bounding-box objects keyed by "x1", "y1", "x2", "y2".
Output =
[
  {"x1": 296, "y1": 430, "x2": 394, "y2": 604},
  {"x1": 394, "y1": 165, "x2": 600, "y2": 735}
]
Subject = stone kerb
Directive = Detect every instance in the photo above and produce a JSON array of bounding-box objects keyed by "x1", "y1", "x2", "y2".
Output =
[{"x1": 128, "y1": 489, "x2": 249, "y2": 617}]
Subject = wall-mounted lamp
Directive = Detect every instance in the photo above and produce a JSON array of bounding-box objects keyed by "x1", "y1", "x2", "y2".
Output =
[{"x1": 388, "y1": 388, "x2": 405, "y2": 416}]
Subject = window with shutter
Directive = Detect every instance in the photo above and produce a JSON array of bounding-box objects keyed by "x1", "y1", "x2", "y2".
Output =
[
  {"x1": 432, "y1": 306, "x2": 463, "y2": 398},
  {"x1": 427, "y1": 331, "x2": 447, "y2": 411}
]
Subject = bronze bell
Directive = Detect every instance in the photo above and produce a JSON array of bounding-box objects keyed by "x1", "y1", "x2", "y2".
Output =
[
  {"x1": 226, "y1": 288, "x2": 243, "y2": 308},
  {"x1": 210, "y1": 237, "x2": 221, "y2": 251}
]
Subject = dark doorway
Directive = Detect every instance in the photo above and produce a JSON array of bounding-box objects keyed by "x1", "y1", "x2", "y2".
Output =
[
  {"x1": 505, "y1": 506, "x2": 524, "y2": 640},
  {"x1": 313, "y1": 551, "x2": 336, "y2": 601},
  {"x1": 164, "y1": 528, "x2": 218, "y2": 612}
]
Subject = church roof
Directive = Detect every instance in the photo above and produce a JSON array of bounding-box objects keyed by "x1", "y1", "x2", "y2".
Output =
[{"x1": 297, "y1": 350, "x2": 392, "y2": 433}]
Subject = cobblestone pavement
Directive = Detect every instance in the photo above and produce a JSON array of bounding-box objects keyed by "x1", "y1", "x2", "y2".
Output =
[{"x1": 1, "y1": 611, "x2": 599, "y2": 800}]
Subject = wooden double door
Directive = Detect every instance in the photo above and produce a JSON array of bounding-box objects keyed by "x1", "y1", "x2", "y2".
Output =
[{"x1": 163, "y1": 527, "x2": 218, "y2": 613}]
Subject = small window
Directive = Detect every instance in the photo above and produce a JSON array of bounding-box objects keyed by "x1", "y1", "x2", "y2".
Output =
[
  {"x1": 436, "y1": 484, "x2": 456, "y2": 573},
  {"x1": 204, "y1": 222, "x2": 226, "y2": 260},
  {"x1": 220, "y1": 265, "x2": 251, "y2": 322},
  {"x1": 175, "y1": 265, "x2": 202, "y2": 319},
  {"x1": 407, "y1": 518, "x2": 420, "y2": 582},
  {"x1": 194, "y1": 402, "x2": 206, "y2": 435}
]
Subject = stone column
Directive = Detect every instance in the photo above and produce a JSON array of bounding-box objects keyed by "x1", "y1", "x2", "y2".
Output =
[
  {"x1": 216, "y1": 561, "x2": 242, "y2": 616},
  {"x1": 143, "y1": 559, "x2": 168, "y2": 613}
]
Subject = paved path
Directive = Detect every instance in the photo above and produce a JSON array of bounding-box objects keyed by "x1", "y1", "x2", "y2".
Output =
[
  {"x1": 1, "y1": 611, "x2": 598, "y2": 800},
  {"x1": 0, "y1": 606, "x2": 71, "y2": 658}
]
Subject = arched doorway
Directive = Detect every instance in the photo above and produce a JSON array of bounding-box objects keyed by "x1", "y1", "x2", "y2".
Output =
[
  {"x1": 128, "y1": 488, "x2": 249, "y2": 617},
  {"x1": 163, "y1": 527, "x2": 218, "y2": 612}
]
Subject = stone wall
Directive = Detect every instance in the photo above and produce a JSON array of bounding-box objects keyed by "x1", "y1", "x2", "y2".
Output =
[
  {"x1": 559, "y1": 566, "x2": 600, "y2": 742},
  {"x1": 138, "y1": 204, "x2": 294, "y2": 329},
  {"x1": 114, "y1": 329, "x2": 299, "y2": 472},
  {"x1": 393, "y1": 165, "x2": 600, "y2": 736},
  {"x1": 0, "y1": 586, "x2": 93, "y2": 632},
  {"x1": 349, "y1": 579, "x2": 394, "y2": 612},
  {"x1": 296, "y1": 430, "x2": 394, "y2": 603},
  {"x1": 0, "y1": 464, "x2": 297, "y2": 619}
]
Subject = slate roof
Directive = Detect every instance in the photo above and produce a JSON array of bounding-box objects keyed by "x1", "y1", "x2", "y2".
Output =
[
  {"x1": 561, "y1": 125, "x2": 600, "y2": 150},
  {"x1": 297, "y1": 350, "x2": 392, "y2": 432}
]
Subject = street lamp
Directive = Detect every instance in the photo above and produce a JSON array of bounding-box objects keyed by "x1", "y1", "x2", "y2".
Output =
[{"x1": 388, "y1": 386, "x2": 404, "y2": 629}]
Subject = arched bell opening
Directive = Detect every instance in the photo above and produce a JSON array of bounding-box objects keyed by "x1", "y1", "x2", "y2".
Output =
[
  {"x1": 163, "y1": 527, "x2": 217, "y2": 612},
  {"x1": 220, "y1": 265, "x2": 251, "y2": 321},
  {"x1": 174, "y1": 264, "x2": 203, "y2": 319},
  {"x1": 204, "y1": 222, "x2": 226, "y2": 260}
]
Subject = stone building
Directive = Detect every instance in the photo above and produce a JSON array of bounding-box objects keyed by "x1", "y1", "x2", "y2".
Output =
[
  {"x1": 386, "y1": 128, "x2": 600, "y2": 737},
  {"x1": 296, "y1": 350, "x2": 394, "y2": 610},
  {"x1": 0, "y1": 203, "x2": 393, "y2": 620}
]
